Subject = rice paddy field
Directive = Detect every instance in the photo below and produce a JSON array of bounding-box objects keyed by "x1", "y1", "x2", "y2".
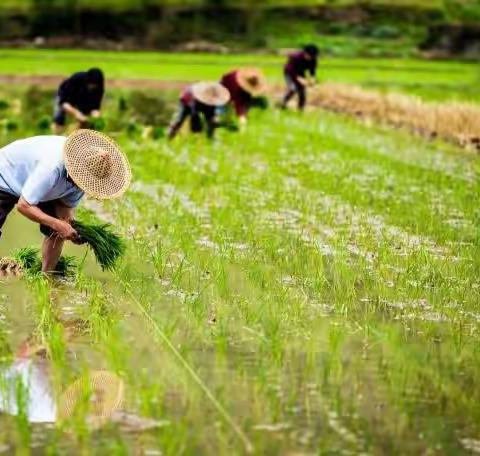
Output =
[{"x1": 0, "y1": 51, "x2": 479, "y2": 454}]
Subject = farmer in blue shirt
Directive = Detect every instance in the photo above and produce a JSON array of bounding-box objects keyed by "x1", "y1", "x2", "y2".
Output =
[
  {"x1": 0, "y1": 130, "x2": 131, "y2": 273},
  {"x1": 52, "y1": 68, "x2": 105, "y2": 133}
]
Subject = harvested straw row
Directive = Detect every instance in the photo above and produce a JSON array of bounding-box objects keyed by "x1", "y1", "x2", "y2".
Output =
[{"x1": 306, "y1": 83, "x2": 480, "y2": 151}]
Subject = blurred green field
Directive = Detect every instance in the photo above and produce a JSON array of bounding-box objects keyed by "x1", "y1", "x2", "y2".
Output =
[
  {"x1": 0, "y1": 48, "x2": 479, "y2": 102},
  {"x1": 0, "y1": 0, "x2": 448, "y2": 11}
]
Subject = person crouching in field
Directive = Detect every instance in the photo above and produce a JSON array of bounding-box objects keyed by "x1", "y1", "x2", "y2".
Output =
[
  {"x1": 280, "y1": 44, "x2": 319, "y2": 111},
  {"x1": 0, "y1": 130, "x2": 131, "y2": 273},
  {"x1": 167, "y1": 82, "x2": 230, "y2": 140},
  {"x1": 52, "y1": 68, "x2": 105, "y2": 133},
  {"x1": 220, "y1": 68, "x2": 267, "y2": 126}
]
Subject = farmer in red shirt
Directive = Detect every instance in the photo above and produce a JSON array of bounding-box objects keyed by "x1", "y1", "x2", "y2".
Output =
[
  {"x1": 220, "y1": 68, "x2": 266, "y2": 126},
  {"x1": 167, "y1": 82, "x2": 230, "y2": 140},
  {"x1": 280, "y1": 44, "x2": 319, "y2": 111}
]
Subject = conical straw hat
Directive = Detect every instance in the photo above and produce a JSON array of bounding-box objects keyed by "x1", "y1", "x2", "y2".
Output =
[
  {"x1": 191, "y1": 82, "x2": 231, "y2": 106},
  {"x1": 236, "y1": 68, "x2": 266, "y2": 97},
  {"x1": 64, "y1": 130, "x2": 131, "y2": 200},
  {"x1": 58, "y1": 370, "x2": 125, "y2": 429}
]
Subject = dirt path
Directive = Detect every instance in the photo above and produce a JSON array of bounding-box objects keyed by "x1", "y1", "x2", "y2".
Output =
[{"x1": 0, "y1": 74, "x2": 190, "y2": 90}]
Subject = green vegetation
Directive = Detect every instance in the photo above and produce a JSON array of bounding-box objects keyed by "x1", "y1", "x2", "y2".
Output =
[
  {"x1": 14, "y1": 246, "x2": 77, "y2": 276},
  {"x1": 0, "y1": 57, "x2": 479, "y2": 452},
  {"x1": 0, "y1": 49, "x2": 478, "y2": 102},
  {"x1": 72, "y1": 221, "x2": 126, "y2": 271},
  {"x1": 0, "y1": 0, "x2": 451, "y2": 10}
]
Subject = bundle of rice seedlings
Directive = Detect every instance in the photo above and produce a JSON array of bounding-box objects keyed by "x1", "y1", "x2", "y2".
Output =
[
  {"x1": 55, "y1": 255, "x2": 78, "y2": 277},
  {"x1": 88, "y1": 116, "x2": 106, "y2": 131},
  {"x1": 251, "y1": 96, "x2": 269, "y2": 110},
  {"x1": 15, "y1": 246, "x2": 41, "y2": 273},
  {"x1": 72, "y1": 221, "x2": 126, "y2": 271},
  {"x1": 14, "y1": 247, "x2": 77, "y2": 277}
]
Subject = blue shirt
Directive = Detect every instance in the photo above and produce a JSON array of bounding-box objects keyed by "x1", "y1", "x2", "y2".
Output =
[{"x1": 0, "y1": 136, "x2": 84, "y2": 207}]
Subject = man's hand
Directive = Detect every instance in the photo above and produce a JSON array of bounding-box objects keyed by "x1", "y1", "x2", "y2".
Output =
[
  {"x1": 91, "y1": 110, "x2": 101, "y2": 118},
  {"x1": 53, "y1": 220, "x2": 79, "y2": 241},
  {"x1": 296, "y1": 77, "x2": 308, "y2": 87},
  {"x1": 62, "y1": 102, "x2": 87, "y2": 123},
  {"x1": 75, "y1": 111, "x2": 88, "y2": 123}
]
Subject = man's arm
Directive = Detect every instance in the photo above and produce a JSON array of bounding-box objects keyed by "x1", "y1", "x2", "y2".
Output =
[
  {"x1": 17, "y1": 197, "x2": 78, "y2": 240},
  {"x1": 62, "y1": 102, "x2": 88, "y2": 122}
]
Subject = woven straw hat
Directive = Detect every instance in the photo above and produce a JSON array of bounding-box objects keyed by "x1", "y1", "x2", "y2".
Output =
[
  {"x1": 236, "y1": 68, "x2": 266, "y2": 97},
  {"x1": 64, "y1": 130, "x2": 131, "y2": 200},
  {"x1": 191, "y1": 82, "x2": 231, "y2": 106},
  {"x1": 58, "y1": 370, "x2": 125, "y2": 429}
]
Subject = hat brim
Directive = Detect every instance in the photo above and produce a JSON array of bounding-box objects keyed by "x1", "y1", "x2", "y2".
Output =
[
  {"x1": 58, "y1": 370, "x2": 125, "y2": 429},
  {"x1": 64, "y1": 130, "x2": 131, "y2": 200},
  {"x1": 236, "y1": 68, "x2": 267, "y2": 97},
  {"x1": 191, "y1": 82, "x2": 231, "y2": 106}
]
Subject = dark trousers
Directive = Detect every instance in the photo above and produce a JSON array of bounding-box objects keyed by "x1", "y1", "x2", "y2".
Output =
[
  {"x1": 282, "y1": 74, "x2": 306, "y2": 110},
  {"x1": 168, "y1": 104, "x2": 215, "y2": 139}
]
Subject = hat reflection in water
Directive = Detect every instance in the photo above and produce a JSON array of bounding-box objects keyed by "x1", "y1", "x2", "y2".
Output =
[{"x1": 0, "y1": 352, "x2": 124, "y2": 427}]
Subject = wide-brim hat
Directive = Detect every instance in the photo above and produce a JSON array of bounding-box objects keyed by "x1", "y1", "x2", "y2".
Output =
[
  {"x1": 64, "y1": 130, "x2": 131, "y2": 200},
  {"x1": 191, "y1": 82, "x2": 231, "y2": 106},
  {"x1": 236, "y1": 68, "x2": 267, "y2": 97},
  {"x1": 58, "y1": 370, "x2": 125, "y2": 429}
]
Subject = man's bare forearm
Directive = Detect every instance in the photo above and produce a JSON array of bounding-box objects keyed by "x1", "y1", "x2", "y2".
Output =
[{"x1": 17, "y1": 197, "x2": 61, "y2": 231}]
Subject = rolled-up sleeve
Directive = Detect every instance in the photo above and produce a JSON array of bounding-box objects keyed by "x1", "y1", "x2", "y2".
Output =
[
  {"x1": 21, "y1": 166, "x2": 59, "y2": 206},
  {"x1": 60, "y1": 190, "x2": 84, "y2": 208}
]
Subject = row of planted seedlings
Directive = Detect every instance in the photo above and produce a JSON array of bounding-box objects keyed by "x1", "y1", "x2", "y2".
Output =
[
  {"x1": 0, "y1": 86, "x2": 175, "y2": 140},
  {"x1": 97, "y1": 108, "x2": 480, "y2": 453}
]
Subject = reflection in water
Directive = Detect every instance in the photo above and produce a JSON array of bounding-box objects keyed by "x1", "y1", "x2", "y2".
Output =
[
  {"x1": 0, "y1": 330, "x2": 164, "y2": 433},
  {"x1": 0, "y1": 352, "x2": 55, "y2": 423},
  {"x1": 0, "y1": 336, "x2": 125, "y2": 426}
]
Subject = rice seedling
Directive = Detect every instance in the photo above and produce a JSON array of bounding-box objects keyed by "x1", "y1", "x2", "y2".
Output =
[
  {"x1": 12, "y1": 247, "x2": 77, "y2": 277},
  {"x1": 14, "y1": 246, "x2": 41, "y2": 273},
  {"x1": 72, "y1": 221, "x2": 126, "y2": 271}
]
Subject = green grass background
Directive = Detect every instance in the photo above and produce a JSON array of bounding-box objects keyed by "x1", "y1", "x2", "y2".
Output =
[{"x1": 1, "y1": 48, "x2": 479, "y2": 102}]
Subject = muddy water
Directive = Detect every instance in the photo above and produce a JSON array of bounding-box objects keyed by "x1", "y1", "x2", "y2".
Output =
[{"x1": 0, "y1": 212, "x2": 132, "y2": 452}]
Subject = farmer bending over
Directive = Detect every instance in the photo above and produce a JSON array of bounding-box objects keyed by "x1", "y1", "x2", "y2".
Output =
[
  {"x1": 0, "y1": 130, "x2": 131, "y2": 272},
  {"x1": 167, "y1": 82, "x2": 230, "y2": 140},
  {"x1": 220, "y1": 68, "x2": 267, "y2": 126},
  {"x1": 280, "y1": 44, "x2": 319, "y2": 111},
  {"x1": 52, "y1": 68, "x2": 105, "y2": 133}
]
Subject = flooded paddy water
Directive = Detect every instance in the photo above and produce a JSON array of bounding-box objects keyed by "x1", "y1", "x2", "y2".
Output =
[{"x1": 0, "y1": 86, "x2": 479, "y2": 454}]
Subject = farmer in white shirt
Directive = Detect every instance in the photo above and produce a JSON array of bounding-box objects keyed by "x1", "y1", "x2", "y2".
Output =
[{"x1": 0, "y1": 130, "x2": 131, "y2": 272}]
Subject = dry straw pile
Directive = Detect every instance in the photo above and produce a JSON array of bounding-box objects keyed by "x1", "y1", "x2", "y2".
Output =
[{"x1": 308, "y1": 84, "x2": 480, "y2": 151}]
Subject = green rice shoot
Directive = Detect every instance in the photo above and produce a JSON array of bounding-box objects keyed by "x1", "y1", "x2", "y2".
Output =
[
  {"x1": 72, "y1": 220, "x2": 126, "y2": 271},
  {"x1": 14, "y1": 247, "x2": 77, "y2": 277}
]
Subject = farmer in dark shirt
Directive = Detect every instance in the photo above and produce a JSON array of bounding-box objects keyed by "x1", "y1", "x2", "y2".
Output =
[
  {"x1": 220, "y1": 68, "x2": 266, "y2": 126},
  {"x1": 167, "y1": 82, "x2": 230, "y2": 140},
  {"x1": 281, "y1": 44, "x2": 319, "y2": 111},
  {"x1": 52, "y1": 68, "x2": 105, "y2": 133}
]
